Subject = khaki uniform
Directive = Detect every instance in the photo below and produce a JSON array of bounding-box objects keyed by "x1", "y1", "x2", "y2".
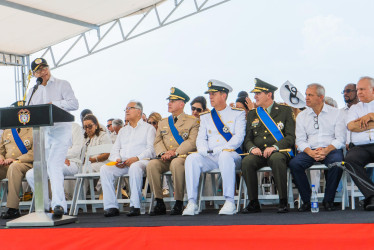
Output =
[
  {"x1": 242, "y1": 103, "x2": 295, "y2": 200},
  {"x1": 147, "y1": 113, "x2": 199, "y2": 200},
  {"x1": 0, "y1": 128, "x2": 33, "y2": 209}
]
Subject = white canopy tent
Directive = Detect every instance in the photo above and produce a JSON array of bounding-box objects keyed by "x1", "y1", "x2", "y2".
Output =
[{"x1": 0, "y1": 0, "x2": 230, "y2": 100}]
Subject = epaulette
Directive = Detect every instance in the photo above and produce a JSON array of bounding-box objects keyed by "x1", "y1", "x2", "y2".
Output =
[
  {"x1": 231, "y1": 107, "x2": 244, "y2": 111},
  {"x1": 186, "y1": 115, "x2": 196, "y2": 119},
  {"x1": 279, "y1": 103, "x2": 289, "y2": 106},
  {"x1": 199, "y1": 111, "x2": 211, "y2": 115}
]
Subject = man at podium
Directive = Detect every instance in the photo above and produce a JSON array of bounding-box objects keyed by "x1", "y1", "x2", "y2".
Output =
[{"x1": 26, "y1": 58, "x2": 79, "y2": 219}]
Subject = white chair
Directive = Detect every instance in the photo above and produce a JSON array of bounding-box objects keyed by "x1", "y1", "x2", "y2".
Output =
[
  {"x1": 236, "y1": 167, "x2": 294, "y2": 212},
  {"x1": 0, "y1": 178, "x2": 33, "y2": 213},
  {"x1": 69, "y1": 144, "x2": 113, "y2": 215},
  {"x1": 349, "y1": 163, "x2": 374, "y2": 209}
]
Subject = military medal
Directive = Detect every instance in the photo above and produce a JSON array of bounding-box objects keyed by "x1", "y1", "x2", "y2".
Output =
[
  {"x1": 182, "y1": 132, "x2": 189, "y2": 139},
  {"x1": 208, "y1": 130, "x2": 212, "y2": 134},
  {"x1": 223, "y1": 126, "x2": 230, "y2": 133},
  {"x1": 23, "y1": 140, "x2": 30, "y2": 147},
  {"x1": 277, "y1": 121, "x2": 284, "y2": 130}
]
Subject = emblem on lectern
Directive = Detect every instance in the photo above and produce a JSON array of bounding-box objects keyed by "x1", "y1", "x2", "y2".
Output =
[{"x1": 18, "y1": 109, "x2": 30, "y2": 125}]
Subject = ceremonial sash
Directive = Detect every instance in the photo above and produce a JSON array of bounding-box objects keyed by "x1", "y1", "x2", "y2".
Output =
[
  {"x1": 211, "y1": 109, "x2": 243, "y2": 154},
  {"x1": 256, "y1": 107, "x2": 294, "y2": 157},
  {"x1": 11, "y1": 128, "x2": 28, "y2": 154},
  {"x1": 168, "y1": 115, "x2": 184, "y2": 145}
]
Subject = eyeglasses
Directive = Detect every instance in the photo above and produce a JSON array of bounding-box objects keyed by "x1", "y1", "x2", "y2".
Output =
[
  {"x1": 107, "y1": 124, "x2": 112, "y2": 128},
  {"x1": 125, "y1": 107, "x2": 138, "y2": 111},
  {"x1": 84, "y1": 124, "x2": 95, "y2": 130},
  {"x1": 341, "y1": 89, "x2": 356, "y2": 94},
  {"x1": 191, "y1": 106, "x2": 203, "y2": 113},
  {"x1": 148, "y1": 121, "x2": 157, "y2": 125},
  {"x1": 33, "y1": 66, "x2": 48, "y2": 76},
  {"x1": 313, "y1": 116, "x2": 319, "y2": 129}
]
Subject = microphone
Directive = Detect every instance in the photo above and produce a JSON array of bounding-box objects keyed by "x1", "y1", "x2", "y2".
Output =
[
  {"x1": 27, "y1": 77, "x2": 43, "y2": 106},
  {"x1": 327, "y1": 161, "x2": 345, "y2": 169}
]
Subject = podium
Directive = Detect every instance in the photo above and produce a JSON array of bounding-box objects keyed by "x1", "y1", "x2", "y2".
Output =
[{"x1": 0, "y1": 104, "x2": 78, "y2": 227}]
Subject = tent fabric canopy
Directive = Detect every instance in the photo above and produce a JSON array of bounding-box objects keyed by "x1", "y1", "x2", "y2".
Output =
[{"x1": 0, "y1": 0, "x2": 164, "y2": 55}]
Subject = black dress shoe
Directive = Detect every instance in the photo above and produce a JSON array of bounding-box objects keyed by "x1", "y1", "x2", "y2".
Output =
[
  {"x1": 298, "y1": 202, "x2": 311, "y2": 212},
  {"x1": 1, "y1": 208, "x2": 20, "y2": 219},
  {"x1": 364, "y1": 196, "x2": 374, "y2": 211},
  {"x1": 170, "y1": 201, "x2": 183, "y2": 215},
  {"x1": 323, "y1": 201, "x2": 336, "y2": 211},
  {"x1": 127, "y1": 206, "x2": 140, "y2": 217},
  {"x1": 241, "y1": 200, "x2": 261, "y2": 214},
  {"x1": 104, "y1": 208, "x2": 120, "y2": 217},
  {"x1": 277, "y1": 199, "x2": 289, "y2": 213},
  {"x1": 52, "y1": 205, "x2": 64, "y2": 219},
  {"x1": 150, "y1": 199, "x2": 166, "y2": 216}
]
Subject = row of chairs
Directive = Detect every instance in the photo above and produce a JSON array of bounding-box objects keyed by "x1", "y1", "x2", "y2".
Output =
[{"x1": 0, "y1": 144, "x2": 372, "y2": 214}]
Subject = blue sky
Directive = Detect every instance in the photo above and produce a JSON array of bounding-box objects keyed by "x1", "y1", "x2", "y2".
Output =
[{"x1": 1, "y1": 0, "x2": 373, "y2": 123}]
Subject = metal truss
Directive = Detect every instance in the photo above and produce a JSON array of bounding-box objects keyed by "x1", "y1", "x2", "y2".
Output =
[{"x1": 36, "y1": 0, "x2": 231, "y2": 70}]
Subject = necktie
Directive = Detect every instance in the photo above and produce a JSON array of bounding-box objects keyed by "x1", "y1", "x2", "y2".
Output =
[{"x1": 174, "y1": 117, "x2": 178, "y2": 124}]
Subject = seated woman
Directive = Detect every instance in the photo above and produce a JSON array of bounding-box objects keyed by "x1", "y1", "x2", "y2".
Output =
[
  {"x1": 147, "y1": 112, "x2": 162, "y2": 131},
  {"x1": 82, "y1": 114, "x2": 112, "y2": 173},
  {"x1": 190, "y1": 96, "x2": 208, "y2": 118}
]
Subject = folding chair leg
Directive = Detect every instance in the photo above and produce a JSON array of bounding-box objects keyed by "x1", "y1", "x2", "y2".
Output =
[
  {"x1": 236, "y1": 175, "x2": 244, "y2": 212},
  {"x1": 287, "y1": 170, "x2": 294, "y2": 209},
  {"x1": 198, "y1": 173, "x2": 206, "y2": 212}
]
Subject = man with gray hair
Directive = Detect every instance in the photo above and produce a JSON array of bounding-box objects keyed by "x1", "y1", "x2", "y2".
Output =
[
  {"x1": 289, "y1": 83, "x2": 346, "y2": 212},
  {"x1": 344, "y1": 77, "x2": 374, "y2": 210},
  {"x1": 109, "y1": 119, "x2": 124, "y2": 143},
  {"x1": 100, "y1": 101, "x2": 156, "y2": 217}
]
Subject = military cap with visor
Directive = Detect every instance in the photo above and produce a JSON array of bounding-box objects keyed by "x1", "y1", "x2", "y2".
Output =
[
  {"x1": 250, "y1": 78, "x2": 278, "y2": 93},
  {"x1": 167, "y1": 87, "x2": 190, "y2": 103},
  {"x1": 31, "y1": 58, "x2": 49, "y2": 72},
  {"x1": 204, "y1": 79, "x2": 233, "y2": 94}
]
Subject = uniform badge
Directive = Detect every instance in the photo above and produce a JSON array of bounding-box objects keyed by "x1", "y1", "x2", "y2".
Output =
[
  {"x1": 35, "y1": 58, "x2": 42, "y2": 64},
  {"x1": 23, "y1": 140, "x2": 30, "y2": 147},
  {"x1": 170, "y1": 87, "x2": 175, "y2": 94},
  {"x1": 277, "y1": 121, "x2": 284, "y2": 130},
  {"x1": 252, "y1": 118, "x2": 259, "y2": 127},
  {"x1": 18, "y1": 109, "x2": 31, "y2": 125},
  {"x1": 161, "y1": 130, "x2": 167, "y2": 134},
  {"x1": 182, "y1": 132, "x2": 189, "y2": 139},
  {"x1": 208, "y1": 81, "x2": 212, "y2": 87},
  {"x1": 222, "y1": 126, "x2": 230, "y2": 133},
  {"x1": 208, "y1": 130, "x2": 212, "y2": 134}
]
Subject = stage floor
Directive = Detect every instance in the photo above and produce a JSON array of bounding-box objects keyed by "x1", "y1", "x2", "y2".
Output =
[{"x1": 1, "y1": 205, "x2": 373, "y2": 229}]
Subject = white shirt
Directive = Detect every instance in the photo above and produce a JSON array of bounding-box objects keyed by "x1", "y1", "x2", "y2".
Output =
[
  {"x1": 296, "y1": 104, "x2": 346, "y2": 151},
  {"x1": 197, "y1": 105, "x2": 246, "y2": 151},
  {"x1": 26, "y1": 75, "x2": 79, "y2": 112},
  {"x1": 66, "y1": 122, "x2": 84, "y2": 164},
  {"x1": 346, "y1": 100, "x2": 374, "y2": 145},
  {"x1": 109, "y1": 120, "x2": 156, "y2": 161},
  {"x1": 341, "y1": 105, "x2": 351, "y2": 144}
]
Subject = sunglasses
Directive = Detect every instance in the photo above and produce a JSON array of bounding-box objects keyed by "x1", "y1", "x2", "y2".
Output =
[
  {"x1": 107, "y1": 124, "x2": 112, "y2": 128},
  {"x1": 341, "y1": 89, "x2": 356, "y2": 94},
  {"x1": 191, "y1": 106, "x2": 202, "y2": 112},
  {"x1": 84, "y1": 124, "x2": 95, "y2": 130},
  {"x1": 148, "y1": 121, "x2": 157, "y2": 125}
]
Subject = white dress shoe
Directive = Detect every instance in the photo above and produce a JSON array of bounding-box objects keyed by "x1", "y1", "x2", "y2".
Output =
[
  {"x1": 182, "y1": 201, "x2": 199, "y2": 216},
  {"x1": 219, "y1": 201, "x2": 237, "y2": 215}
]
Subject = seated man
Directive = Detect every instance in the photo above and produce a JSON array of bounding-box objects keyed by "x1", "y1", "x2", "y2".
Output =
[
  {"x1": 0, "y1": 106, "x2": 33, "y2": 219},
  {"x1": 241, "y1": 78, "x2": 295, "y2": 213},
  {"x1": 344, "y1": 77, "x2": 374, "y2": 210},
  {"x1": 147, "y1": 88, "x2": 199, "y2": 215},
  {"x1": 109, "y1": 119, "x2": 124, "y2": 143},
  {"x1": 100, "y1": 101, "x2": 156, "y2": 217},
  {"x1": 289, "y1": 83, "x2": 346, "y2": 211},
  {"x1": 26, "y1": 122, "x2": 84, "y2": 210},
  {"x1": 183, "y1": 80, "x2": 246, "y2": 215}
]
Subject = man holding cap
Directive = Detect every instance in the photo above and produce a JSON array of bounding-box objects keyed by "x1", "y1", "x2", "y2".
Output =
[
  {"x1": 26, "y1": 58, "x2": 78, "y2": 219},
  {"x1": 241, "y1": 78, "x2": 295, "y2": 213},
  {"x1": 183, "y1": 80, "x2": 246, "y2": 215},
  {"x1": 147, "y1": 87, "x2": 199, "y2": 215}
]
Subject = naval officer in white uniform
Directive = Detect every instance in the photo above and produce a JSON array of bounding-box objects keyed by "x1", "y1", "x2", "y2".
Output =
[
  {"x1": 26, "y1": 58, "x2": 79, "y2": 218},
  {"x1": 183, "y1": 80, "x2": 246, "y2": 215}
]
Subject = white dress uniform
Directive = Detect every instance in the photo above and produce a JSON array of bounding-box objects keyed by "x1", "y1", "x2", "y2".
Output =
[
  {"x1": 26, "y1": 75, "x2": 79, "y2": 212},
  {"x1": 26, "y1": 122, "x2": 84, "y2": 209},
  {"x1": 100, "y1": 119, "x2": 156, "y2": 209},
  {"x1": 185, "y1": 105, "x2": 246, "y2": 205}
]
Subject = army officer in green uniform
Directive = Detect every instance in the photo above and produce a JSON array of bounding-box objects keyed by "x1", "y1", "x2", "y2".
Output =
[{"x1": 241, "y1": 78, "x2": 295, "y2": 213}]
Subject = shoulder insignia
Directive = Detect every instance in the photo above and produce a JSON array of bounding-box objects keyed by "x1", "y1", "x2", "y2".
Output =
[
  {"x1": 199, "y1": 111, "x2": 211, "y2": 115},
  {"x1": 231, "y1": 107, "x2": 244, "y2": 111},
  {"x1": 279, "y1": 103, "x2": 289, "y2": 106},
  {"x1": 186, "y1": 115, "x2": 196, "y2": 119}
]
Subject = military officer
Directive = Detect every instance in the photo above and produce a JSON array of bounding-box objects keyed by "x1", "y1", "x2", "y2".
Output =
[
  {"x1": 147, "y1": 87, "x2": 199, "y2": 215},
  {"x1": 0, "y1": 102, "x2": 33, "y2": 219},
  {"x1": 183, "y1": 80, "x2": 246, "y2": 216},
  {"x1": 241, "y1": 78, "x2": 296, "y2": 214}
]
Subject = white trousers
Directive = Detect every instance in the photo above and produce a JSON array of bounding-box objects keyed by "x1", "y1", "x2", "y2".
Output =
[
  {"x1": 100, "y1": 160, "x2": 148, "y2": 209},
  {"x1": 185, "y1": 151, "x2": 241, "y2": 204},
  {"x1": 26, "y1": 162, "x2": 78, "y2": 210},
  {"x1": 44, "y1": 124, "x2": 72, "y2": 212}
]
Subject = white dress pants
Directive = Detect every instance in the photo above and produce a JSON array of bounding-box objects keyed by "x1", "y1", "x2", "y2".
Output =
[
  {"x1": 26, "y1": 162, "x2": 78, "y2": 210},
  {"x1": 185, "y1": 151, "x2": 241, "y2": 204},
  {"x1": 100, "y1": 160, "x2": 148, "y2": 209}
]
